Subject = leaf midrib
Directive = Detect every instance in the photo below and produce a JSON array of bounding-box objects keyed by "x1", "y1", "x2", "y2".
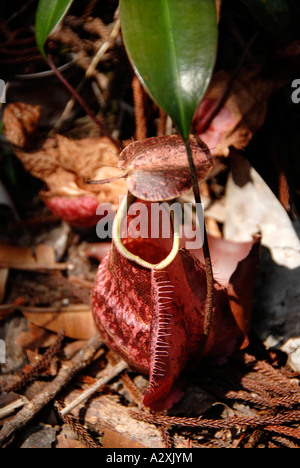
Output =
[{"x1": 162, "y1": 0, "x2": 188, "y2": 140}]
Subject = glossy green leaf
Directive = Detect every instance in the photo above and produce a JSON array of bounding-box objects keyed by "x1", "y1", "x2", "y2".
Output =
[
  {"x1": 241, "y1": 0, "x2": 290, "y2": 37},
  {"x1": 120, "y1": 0, "x2": 218, "y2": 141},
  {"x1": 35, "y1": 0, "x2": 75, "y2": 58}
]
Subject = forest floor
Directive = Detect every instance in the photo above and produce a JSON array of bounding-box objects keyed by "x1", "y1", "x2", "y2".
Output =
[{"x1": 0, "y1": 0, "x2": 300, "y2": 448}]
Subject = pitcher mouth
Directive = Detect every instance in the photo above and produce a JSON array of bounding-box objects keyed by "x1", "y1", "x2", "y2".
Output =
[{"x1": 112, "y1": 192, "x2": 180, "y2": 270}]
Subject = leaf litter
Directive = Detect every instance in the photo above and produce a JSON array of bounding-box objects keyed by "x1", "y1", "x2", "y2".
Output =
[{"x1": 0, "y1": 0, "x2": 300, "y2": 449}]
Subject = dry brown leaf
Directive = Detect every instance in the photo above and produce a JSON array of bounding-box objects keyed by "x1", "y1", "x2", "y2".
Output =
[
  {"x1": 101, "y1": 428, "x2": 145, "y2": 449},
  {"x1": 0, "y1": 242, "x2": 36, "y2": 265},
  {"x1": 3, "y1": 103, "x2": 127, "y2": 227},
  {"x1": 0, "y1": 242, "x2": 68, "y2": 271},
  {"x1": 0, "y1": 241, "x2": 96, "y2": 338},
  {"x1": 0, "y1": 297, "x2": 27, "y2": 321},
  {"x1": 35, "y1": 244, "x2": 56, "y2": 265},
  {"x1": 38, "y1": 135, "x2": 126, "y2": 203},
  {"x1": 22, "y1": 303, "x2": 98, "y2": 340},
  {"x1": 64, "y1": 391, "x2": 168, "y2": 448},
  {"x1": 193, "y1": 68, "x2": 286, "y2": 156},
  {"x1": 55, "y1": 427, "x2": 88, "y2": 449},
  {"x1": 15, "y1": 322, "x2": 59, "y2": 351},
  {"x1": 2, "y1": 102, "x2": 40, "y2": 149}
]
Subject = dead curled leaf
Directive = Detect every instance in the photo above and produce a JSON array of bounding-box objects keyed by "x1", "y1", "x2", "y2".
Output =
[
  {"x1": 3, "y1": 103, "x2": 127, "y2": 227},
  {"x1": 0, "y1": 242, "x2": 98, "y2": 339},
  {"x1": 15, "y1": 322, "x2": 61, "y2": 351},
  {"x1": 1, "y1": 301, "x2": 97, "y2": 340},
  {"x1": 0, "y1": 242, "x2": 68, "y2": 271},
  {"x1": 2, "y1": 102, "x2": 41, "y2": 150},
  {"x1": 22, "y1": 303, "x2": 98, "y2": 341},
  {"x1": 193, "y1": 67, "x2": 287, "y2": 156}
]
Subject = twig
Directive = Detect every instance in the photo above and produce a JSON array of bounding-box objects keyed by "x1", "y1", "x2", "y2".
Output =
[
  {"x1": 55, "y1": 401, "x2": 101, "y2": 448},
  {"x1": 82, "y1": 0, "x2": 98, "y2": 20},
  {"x1": 0, "y1": 262, "x2": 74, "y2": 272},
  {"x1": 51, "y1": 19, "x2": 121, "y2": 138},
  {"x1": 244, "y1": 430, "x2": 263, "y2": 449},
  {"x1": 130, "y1": 409, "x2": 300, "y2": 430},
  {"x1": 271, "y1": 436, "x2": 300, "y2": 449},
  {"x1": 265, "y1": 425, "x2": 300, "y2": 441},
  {"x1": 132, "y1": 75, "x2": 147, "y2": 140},
  {"x1": 0, "y1": 397, "x2": 28, "y2": 421},
  {"x1": 247, "y1": 356, "x2": 300, "y2": 393},
  {"x1": 47, "y1": 54, "x2": 122, "y2": 152},
  {"x1": 120, "y1": 372, "x2": 143, "y2": 405},
  {"x1": 225, "y1": 390, "x2": 277, "y2": 409},
  {"x1": 6, "y1": 0, "x2": 36, "y2": 25},
  {"x1": 86, "y1": 19, "x2": 121, "y2": 79},
  {"x1": 2, "y1": 329, "x2": 65, "y2": 394},
  {"x1": 240, "y1": 373, "x2": 295, "y2": 398},
  {"x1": 158, "y1": 424, "x2": 173, "y2": 449},
  {"x1": 257, "y1": 362, "x2": 300, "y2": 389},
  {"x1": 157, "y1": 108, "x2": 168, "y2": 136},
  {"x1": 60, "y1": 360, "x2": 128, "y2": 417},
  {"x1": 0, "y1": 334, "x2": 104, "y2": 447}
]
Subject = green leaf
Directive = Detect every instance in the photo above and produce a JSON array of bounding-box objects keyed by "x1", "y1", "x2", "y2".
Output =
[
  {"x1": 120, "y1": 0, "x2": 218, "y2": 141},
  {"x1": 35, "y1": 0, "x2": 75, "y2": 59},
  {"x1": 241, "y1": 0, "x2": 290, "y2": 37}
]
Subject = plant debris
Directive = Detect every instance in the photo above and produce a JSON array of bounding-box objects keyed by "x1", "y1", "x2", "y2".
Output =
[{"x1": 0, "y1": 0, "x2": 299, "y2": 449}]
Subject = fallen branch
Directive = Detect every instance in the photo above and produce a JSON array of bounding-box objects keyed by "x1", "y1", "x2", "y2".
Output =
[
  {"x1": 63, "y1": 391, "x2": 172, "y2": 448},
  {"x1": 52, "y1": 18, "x2": 121, "y2": 136},
  {"x1": 47, "y1": 54, "x2": 122, "y2": 152},
  {"x1": 55, "y1": 401, "x2": 101, "y2": 448},
  {"x1": 0, "y1": 334, "x2": 103, "y2": 447},
  {"x1": 2, "y1": 329, "x2": 65, "y2": 394},
  {"x1": 60, "y1": 359, "x2": 128, "y2": 416},
  {"x1": 0, "y1": 396, "x2": 28, "y2": 421}
]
